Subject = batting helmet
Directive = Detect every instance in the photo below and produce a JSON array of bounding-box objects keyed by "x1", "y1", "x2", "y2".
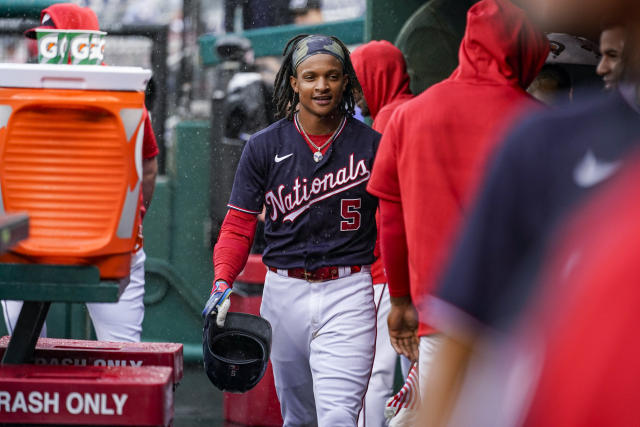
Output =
[{"x1": 203, "y1": 312, "x2": 272, "y2": 393}]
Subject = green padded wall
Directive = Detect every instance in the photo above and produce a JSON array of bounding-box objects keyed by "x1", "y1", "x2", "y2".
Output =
[
  {"x1": 365, "y1": 0, "x2": 425, "y2": 43},
  {"x1": 0, "y1": 0, "x2": 63, "y2": 18},
  {"x1": 394, "y1": 0, "x2": 478, "y2": 94}
]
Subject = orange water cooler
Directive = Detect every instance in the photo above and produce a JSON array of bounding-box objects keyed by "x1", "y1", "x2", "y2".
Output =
[{"x1": 0, "y1": 63, "x2": 151, "y2": 280}]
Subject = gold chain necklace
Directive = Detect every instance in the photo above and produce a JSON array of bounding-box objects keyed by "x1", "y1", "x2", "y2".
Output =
[{"x1": 295, "y1": 113, "x2": 346, "y2": 163}]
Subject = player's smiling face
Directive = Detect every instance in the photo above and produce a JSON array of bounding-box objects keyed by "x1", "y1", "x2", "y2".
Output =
[{"x1": 290, "y1": 53, "x2": 348, "y2": 120}]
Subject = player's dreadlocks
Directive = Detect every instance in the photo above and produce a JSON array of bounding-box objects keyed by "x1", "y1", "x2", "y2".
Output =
[{"x1": 273, "y1": 34, "x2": 362, "y2": 120}]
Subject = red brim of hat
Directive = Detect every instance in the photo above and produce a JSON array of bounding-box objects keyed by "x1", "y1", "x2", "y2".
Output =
[{"x1": 24, "y1": 24, "x2": 56, "y2": 39}]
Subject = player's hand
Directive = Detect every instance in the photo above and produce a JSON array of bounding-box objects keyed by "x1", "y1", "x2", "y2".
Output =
[
  {"x1": 388, "y1": 296, "x2": 419, "y2": 362},
  {"x1": 202, "y1": 280, "x2": 232, "y2": 327}
]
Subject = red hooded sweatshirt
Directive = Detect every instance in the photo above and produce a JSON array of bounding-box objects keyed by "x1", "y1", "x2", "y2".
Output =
[
  {"x1": 351, "y1": 40, "x2": 415, "y2": 285},
  {"x1": 351, "y1": 40, "x2": 414, "y2": 133},
  {"x1": 367, "y1": 0, "x2": 548, "y2": 336}
]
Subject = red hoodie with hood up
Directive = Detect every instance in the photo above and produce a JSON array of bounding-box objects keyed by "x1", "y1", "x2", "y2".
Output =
[
  {"x1": 351, "y1": 40, "x2": 415, "y2": 285},
  {"x1": 351, "y1": 40, "x2": 414, "y2": 133},
  {"x1": 367, "y1": 0, "x2": 549, "y2": 336}
]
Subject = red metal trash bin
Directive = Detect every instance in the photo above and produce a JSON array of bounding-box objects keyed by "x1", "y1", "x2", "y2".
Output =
[
  {"x1": 0, "y1": 364, "x2": 173, "y2": 426},
  {"x1": 223, "y1": 254, "x2": 282, "y2": 426}
]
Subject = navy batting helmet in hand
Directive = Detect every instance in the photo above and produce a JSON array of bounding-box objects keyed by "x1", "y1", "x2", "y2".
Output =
[{"x1": 203, "y1": 311, "x2": 272, "y2": 393}]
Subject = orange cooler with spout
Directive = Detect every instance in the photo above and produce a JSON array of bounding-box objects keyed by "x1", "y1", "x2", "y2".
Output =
[{"x1": 0, "y1": 63, "x2": 151, "y2": 279}]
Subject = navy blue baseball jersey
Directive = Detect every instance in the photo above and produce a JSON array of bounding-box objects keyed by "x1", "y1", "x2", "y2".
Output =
[{"x1": 228, "y1": 116, "x2": 381, "y2": 270}]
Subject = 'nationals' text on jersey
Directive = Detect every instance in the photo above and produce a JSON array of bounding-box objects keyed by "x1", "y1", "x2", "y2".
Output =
[{"x1": 228, "y1": 117, "x2": 381, "y2": 270}]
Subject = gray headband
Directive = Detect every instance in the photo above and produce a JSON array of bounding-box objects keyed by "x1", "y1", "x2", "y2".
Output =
[{"x1": 292, "y1": 35, "x2": 346, "y2": 71}]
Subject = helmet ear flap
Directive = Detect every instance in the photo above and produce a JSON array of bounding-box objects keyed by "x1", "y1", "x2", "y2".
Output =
[{"x1": 203, "y1": 312, "x2": 272, "y2": 393}]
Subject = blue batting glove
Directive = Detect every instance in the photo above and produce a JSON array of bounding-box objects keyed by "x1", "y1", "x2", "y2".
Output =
[{"x1": 202, "y1": 280, "x2": 233, "y2": 327}]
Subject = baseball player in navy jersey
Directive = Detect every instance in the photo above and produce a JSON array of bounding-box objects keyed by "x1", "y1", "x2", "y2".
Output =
[{"x1": 203, "y1": 35, "x2": 381, "y2": 426}]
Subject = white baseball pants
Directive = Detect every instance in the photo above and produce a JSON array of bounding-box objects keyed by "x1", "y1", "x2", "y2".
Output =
[
  {"x1": 358, "y1": 283, "x2": 398, "y2": 427},
  {"x1": 419, "y1": 334, "x2": 443, "y2": 397},
  {"x1": 1, "y1": 249, "x2": 146, "y2": 342},
  {"x1": 86, "y1": 248, "x2": 146, "y2": 342},
  {"x1": 260, "y1": 268, "x2": 377, "y2": 427}
]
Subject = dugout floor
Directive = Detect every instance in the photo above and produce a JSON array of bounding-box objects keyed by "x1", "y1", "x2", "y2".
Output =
[{"x1": 174, "y1": 363, "x2": 225, "y2": 426}]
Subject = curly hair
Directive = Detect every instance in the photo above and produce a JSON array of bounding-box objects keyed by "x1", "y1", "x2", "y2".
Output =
[{"x1": 273, "y1": 34, "x2": 362, "y2": 120}]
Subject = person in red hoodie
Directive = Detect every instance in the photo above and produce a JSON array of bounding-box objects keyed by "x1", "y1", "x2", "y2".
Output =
[
  {"x1": 351, "y1": 40, "x2": 414, "y2": 133},
  {"x1": 366, "y1": 0, "x2": 548, "y2": 413},
  {"x1": 351, "y1": 40, "x2": 414, "y2": 427}
]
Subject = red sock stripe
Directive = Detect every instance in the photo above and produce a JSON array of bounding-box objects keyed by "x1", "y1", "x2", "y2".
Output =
[{"x1": 387, "y1": 363, "x2": 420, "y2": 411}]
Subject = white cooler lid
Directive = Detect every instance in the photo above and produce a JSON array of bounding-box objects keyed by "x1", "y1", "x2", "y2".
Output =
[{"x1": 0, "y1": 63, "x2": 151, "y2": 91}]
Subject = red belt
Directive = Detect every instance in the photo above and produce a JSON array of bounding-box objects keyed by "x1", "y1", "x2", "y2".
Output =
[{"x1": 268, "y1": 265, "x2": 362, "y2": 282}]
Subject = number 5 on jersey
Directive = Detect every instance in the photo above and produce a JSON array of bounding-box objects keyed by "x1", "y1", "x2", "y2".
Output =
[{"x1": 341, "y1": 199, "x2": 361, "y2": 231}]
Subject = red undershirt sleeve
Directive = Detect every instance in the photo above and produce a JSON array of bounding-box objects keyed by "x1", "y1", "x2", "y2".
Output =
[
  {"x1": 213, "y1": 209, "x2": 259, "y2": 286},
  {"x1": 380, "y1": 198, "x2": 411, "y2": 298}
]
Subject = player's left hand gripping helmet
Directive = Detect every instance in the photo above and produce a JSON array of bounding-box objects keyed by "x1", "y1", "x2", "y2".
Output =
[{"x1": 203, "y1": 312, "x2": 272, "y2": 393}]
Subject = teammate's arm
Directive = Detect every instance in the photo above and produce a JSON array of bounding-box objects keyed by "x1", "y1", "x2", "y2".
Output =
[
  {"x1": 142, "y1": 157, "x2": 158, "y2": 211},
  {"x1": 141, "y1": 112, "x2": 159, "y2": 212},
  {"x1": 380, "y1": 198, "x2": 419, "y2": 362},
  {"x1": 367, "y1": 112, "x2": 419, "y2": 360}
]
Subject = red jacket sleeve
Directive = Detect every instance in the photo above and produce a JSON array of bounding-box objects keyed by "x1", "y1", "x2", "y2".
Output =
[
  {"x1": 142, "y1": 110, "x2": 159, "y2": 160},
  {"x1": 213, "y1": 209, "x2": 258, "y2": 286},
  {"x1": 379, "y1": 198, "x2": 411, "y2": 298}
]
